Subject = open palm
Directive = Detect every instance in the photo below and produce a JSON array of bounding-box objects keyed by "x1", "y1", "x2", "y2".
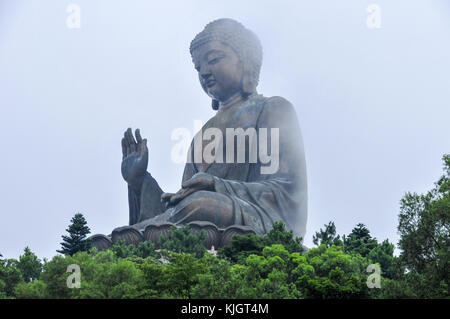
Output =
[{"x1": 121, "y1": 128, "x2": 148, "y2": 186}]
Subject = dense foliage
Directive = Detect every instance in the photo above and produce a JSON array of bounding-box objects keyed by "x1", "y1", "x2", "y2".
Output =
[
  {"x1": 158, "y1": 225, "x2": 207, "y2": 258},
  {"x1": 0, "y1": 154, "x2": 448, "y2": 299}
]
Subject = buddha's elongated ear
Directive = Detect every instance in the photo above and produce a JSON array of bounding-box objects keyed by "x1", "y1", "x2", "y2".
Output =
[{"x1": 212, "y1": 99, "x2": 219, "y2": 110}]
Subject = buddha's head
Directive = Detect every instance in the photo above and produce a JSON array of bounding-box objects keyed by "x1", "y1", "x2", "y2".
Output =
[{"x1": 190, "y1": 19, "x2": 263, "y2": 110}]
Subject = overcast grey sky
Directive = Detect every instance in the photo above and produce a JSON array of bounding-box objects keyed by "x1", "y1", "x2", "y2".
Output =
[{"x1": 0, "y1": 0, "x2": 449, "y2": 259}]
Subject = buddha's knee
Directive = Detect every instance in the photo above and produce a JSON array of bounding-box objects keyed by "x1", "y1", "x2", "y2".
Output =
[{"x1": 173, "y1": 190, "x2": 234, "y2": 227}]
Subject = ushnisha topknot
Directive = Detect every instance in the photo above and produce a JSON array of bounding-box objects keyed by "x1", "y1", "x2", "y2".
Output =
[{"x1": 190, "y1": 18, "x2": 263, "y2": 108}]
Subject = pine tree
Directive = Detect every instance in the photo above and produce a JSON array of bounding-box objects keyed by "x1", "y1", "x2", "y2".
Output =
[
  {"x1": 343, "y1": 223, "x2": 378, "y2": 257},
  {"x1": 57, "y1": 213, "x2": 91, "y2": 256},
  {"x1": 18, "y1": 247, "x2": 42, "y2": 282},
  {"x1": 312, "y1": 221, "x2": 343, "y2": 247},
  {"x1": 264, "y1": 221, "x2": 305, "y2": 253}
]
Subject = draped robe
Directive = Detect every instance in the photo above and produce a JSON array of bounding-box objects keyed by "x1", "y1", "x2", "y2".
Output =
[{"x1": 127, "y1": 94, "x2": 308, "y2": 238}]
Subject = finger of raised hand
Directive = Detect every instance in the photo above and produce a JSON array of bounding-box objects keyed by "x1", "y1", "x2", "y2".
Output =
[
  {"x1": 126, "y1": 128, "x2": 137, "y2": 153},
  {"x1": 135, "y1": 128, "x2": 143, "y2": 143},
  {"x1": 139, "y1": 138, "x2": 147, "y2": 154},
  {"x1": 124, "y1": 130, "x2": 130, "y2": 147},
  {"x1": 124, "y1": 129, "x2": 131, "y2": 148},
  {"x1": 127, "y1": 127, "x2": 137, "y2": 144},
  {"x1": 121, "y1": 137, "x2": 127, "y2": 159},
  {"x1": 124, "y1": 130, "x2": 132, "y2": 155}
]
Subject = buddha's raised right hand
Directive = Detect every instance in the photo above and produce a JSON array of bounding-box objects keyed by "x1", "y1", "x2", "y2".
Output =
[{"x1": 121, "y1": 128, "x2": 148, "y2": 191}]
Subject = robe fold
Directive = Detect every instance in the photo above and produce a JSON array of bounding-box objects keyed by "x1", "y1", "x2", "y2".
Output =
[{"x1": 127, "y1": 94, "x2": 308, "y2": 238}]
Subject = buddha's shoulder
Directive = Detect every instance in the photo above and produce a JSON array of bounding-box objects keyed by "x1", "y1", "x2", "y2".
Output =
[
  {"x1": 232, "y1": 95, "x2": 295, "y2": 120},
  {"x1": 245, "y1": 94, "x2": 293, "y2": 108},
  {"x1": 258, "y1": 95, "x2": 295, "y2": 115}
]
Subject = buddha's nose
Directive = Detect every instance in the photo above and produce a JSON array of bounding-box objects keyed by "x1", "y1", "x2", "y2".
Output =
[
  {"x1": 200, "y1": 65, "x2": 212, "y2": 79},
  {"x1": 201, "y1": 71, "x2": 212, "y2": 80}
]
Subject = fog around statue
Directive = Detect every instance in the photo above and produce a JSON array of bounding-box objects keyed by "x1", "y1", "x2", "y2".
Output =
[{"x1": 90, "y1": 18, "x2": 308, "y2": 250}]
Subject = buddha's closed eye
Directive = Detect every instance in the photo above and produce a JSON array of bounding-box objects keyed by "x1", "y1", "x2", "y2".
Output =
[{"x1": 208, "y1": 56, "x2": 223, "y2": 65}]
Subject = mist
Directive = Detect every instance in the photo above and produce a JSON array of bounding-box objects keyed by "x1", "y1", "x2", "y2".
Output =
[{"x1": 0, "y1": 0, "x2": 449, "y2": 259}]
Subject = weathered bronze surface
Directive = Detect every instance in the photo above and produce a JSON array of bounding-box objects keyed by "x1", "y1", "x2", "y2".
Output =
[{"x1": 91, "y1": 19, "x2": 307, "y2": 249}]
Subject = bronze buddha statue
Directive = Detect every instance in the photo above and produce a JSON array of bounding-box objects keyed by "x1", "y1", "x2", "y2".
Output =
[{"x1": 91, "y1": 18, "x2": 308, "y2": 250}]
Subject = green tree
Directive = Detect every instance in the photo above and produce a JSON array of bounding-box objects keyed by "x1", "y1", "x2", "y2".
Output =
[
  {"x1": 191, "y1": 254, "x2": 240, "y2": 298},
  {"x1": 158, "y1": 225, "x2": 207, "y2": 258},
  {"x1": 0, "y1": 258, "x2": 23, "y2": 297},
  {"x1": 38, "y1": 250, "x2": 149, "y2": 299},
  {"x1": 247, "y1": 245, "x2": 302, "y2": 298},
  {"x1": 264, "y1": 221, "x2": 304, "y2": 253},
  {"x1": 17, "y1": 247, "x2": 42, "y2": 282},
  {"x1": 367, "y1": 239, "x2": 395, "y2": 279},
  {"x1": 138, "y1": 258, "x2": 167, "y2": 298},
  {"x1": 197, "y1": 243, "x2": 371, "y2": 299},
  {"x1": 195, "y1": 245, "x2": 302, "y2": 299},
  {"x1": 162, "y1": 252, "x2": 203, "y2": 298},
  {"x1": 110, "y1": 240, "x2": 159, "y2": 259},
  {"x1": 219, "y1": 221, "x2": 304, "y2": 263},
  {"x1": 57, "y1": 213, "x2": 92, "y2": 256},
  {"x1": 40, "y1": 254, "x2": 74, "y2": 298},
  {"x1": 396, "y1": 154, "x2": 449, "y2": 297},
  {"x1": 298, "y1": 245, "x2": 370, "y2": 299},
  {"x1": 14, "y1": 280, "x2": 47, "y2": 299},
  {"x1": 343, "y1": 223, "x2": 378, "y2": 257},
  {"x1": 312, "y1": 221, "x2": 343, "y2": 247},
  {"x1": 0, "y1": 279, "x2": 6, "y2": 298},
  {"x1": 313, "y1": 222, "x2": 396, "y2": 280},
  {"x1": 0, "y1": 253, "x2": 5, "y2": 298},
  {"x1": 219, "y1": 233, "x2": 265, "y2": 263},
  {"x1": 89, "y1": 257, "x2": 145, "y2": 298}
]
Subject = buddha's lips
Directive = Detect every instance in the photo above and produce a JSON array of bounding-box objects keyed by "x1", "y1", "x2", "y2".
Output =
[{"x1": 206, "y1": 80, "x2": 216, "y2": 88}]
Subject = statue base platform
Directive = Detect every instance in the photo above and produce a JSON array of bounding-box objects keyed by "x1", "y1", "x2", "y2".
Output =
[{"x1": 88, "y1": 222, "x2": 256, "y2": 251}]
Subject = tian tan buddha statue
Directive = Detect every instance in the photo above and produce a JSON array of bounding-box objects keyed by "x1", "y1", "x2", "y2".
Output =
[{"x1": 90, "y1": 18, "x2": 308, "y2": 250}]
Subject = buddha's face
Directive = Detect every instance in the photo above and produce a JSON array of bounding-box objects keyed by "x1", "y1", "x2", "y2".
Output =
[{"x1": 192, "y1": 41, "x2": 244, "y2": 102}]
